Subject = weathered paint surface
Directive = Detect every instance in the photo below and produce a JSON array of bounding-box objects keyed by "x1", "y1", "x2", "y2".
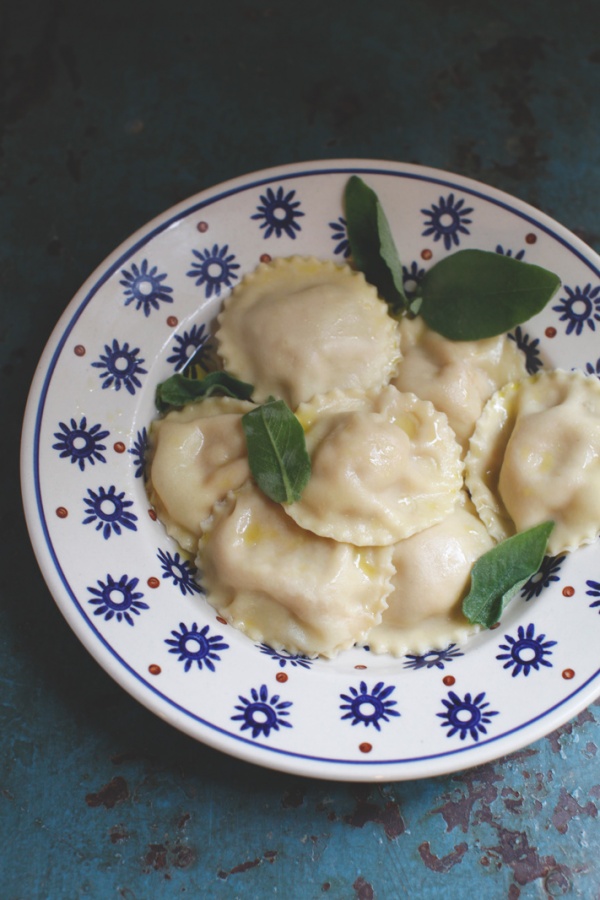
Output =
[{"x1": 3, "y1": 0, "x2": 600, "y2": 896}]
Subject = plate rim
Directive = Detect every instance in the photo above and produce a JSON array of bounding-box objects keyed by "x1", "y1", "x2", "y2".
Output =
[{"x1": 21, "y1": 157, "x2": 600, "y2": 781}]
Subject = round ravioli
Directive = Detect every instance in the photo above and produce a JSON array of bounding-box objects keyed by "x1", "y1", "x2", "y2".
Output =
[
  {"x1": 197, "y1": 482, "x2": 394, "y2": 658},
  {"x1": 147, "y1": 396, "x2": 254, "y2": 552},
  {"x1": 216, "y1": 256, "x2": 400, "y2": 409},
  {"x1": 391, "y1": 316, "x2": 528, "y2": 449},
  {"x1": 364, "y1": 501, "x2": 493, "y2": 656},
  {"x1": 466, "y1": 369, "x2": 600, "y2": 554},
  {"x1": 285, "y1": 385, "x2": 464, "y2": 546}
]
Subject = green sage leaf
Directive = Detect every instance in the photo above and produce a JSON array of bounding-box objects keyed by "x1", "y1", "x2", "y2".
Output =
[
  {"x1": 155, "y1": 371, "x2": 254, "y2": 412},
  {"x1": 242, "y1": 398, "x2": 311, "y2": 504},
  {"x1": 420, "y1": 249, "x2": 561, "y2": 340},
  {"x1": 462, "y1": 521, "x2": 555, "y2": 628},
  {"x1": 344, "y1": 175, "x2": 407, "y2": 317}
]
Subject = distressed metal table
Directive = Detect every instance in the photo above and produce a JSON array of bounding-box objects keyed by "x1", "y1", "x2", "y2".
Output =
[{"x1": 4, "y1": 0, "x2": 600, "y2": 896}]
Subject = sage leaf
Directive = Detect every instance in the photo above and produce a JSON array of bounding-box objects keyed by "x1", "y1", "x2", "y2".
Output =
[
  {"x1": 462, "y1": 521, "x2": 555, "y2": 628},
  {"x1": 242, "y1": 398, "x2": 311, "y2": 504},
  {"x1": 155, "y1": 371, "x2": 254, "y2": 412},
  {"x1": 344, "y1": 175, "x2": 407, "y2": 316},
  {"x1": 420, "y1": 249, "x2": 561, "y2": 340}
]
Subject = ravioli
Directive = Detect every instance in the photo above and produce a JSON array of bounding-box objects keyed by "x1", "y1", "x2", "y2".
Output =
[
  {"x1": 391, "y1": 316, "x2": 528, "y2": 449},
  {"x1": 285, "y1": 385, "x2": 464, "y2": 545},
  {"x1": 364, "y1": 501, "x2": 494, "y2": 655},
  {"x1": 147, "y1": 396, "x2": 254, "y2": 552},
  {"x1": 197, "y1": 482, "x2": 394, "y2": 658},
  {"x1": 216, "y1": 256, "x2": 400, "y2": 409},
  {"x1": 466, "y1": 369, "x2": 600, "y2": 554}
]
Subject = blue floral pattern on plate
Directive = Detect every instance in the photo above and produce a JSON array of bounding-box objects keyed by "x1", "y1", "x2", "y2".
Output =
[
  {"x1": 552, "y1": 283, "x2": 600, "y2": 335},
  {"x1": 187, "y1": 244, "x2": 240, "y2": 298},
  {"x1": 82, "y1": 485, "x2": 138, "y2": 539},
  {"x1": 92, "y1": 340, "x2": 147, "y2": 395},
  {"x1": 403, "y1": 645, "x2": 464, "y2": 670},
  {"x1": 166, "y1": 622, "x2": 229, "y2": 672},
  {"x1": 157, "y1": 549, "x2": 202, "y2": 596},
  {"x1": 120, "y1": 259, "x2": 174, "y2": 317},
  {"x1": 251, "y1": 186, "x2": 304, "y2": 239},
  {"x1": 87, "y1": 574, "x2": 148, "y2": 625},
  {"x1": 258, "y1": 645, "x2": 314, "y2": 669},
  {"x1": 437, "y1": 691, "x2": 499, "y2": 742},
  {"x1": 339, "y1": 681, "x2": 400, "y2": 731},
  {"x1": 167, "y1": 323, "x2": 212, "y2": 372},
  {"x1": 23, "y1": 161, "x2": 600, "y2": 782},
  {"x1": 421, "y1": 193, "x2": 473, "y2": 250},
  {"x1": 496, "y1": 624, "x2": 557, "y2": 677},
  {"x1": 53, "y1": 417, "x2": 109, "y2": 470},
  {"x1": 521, "y1": 555, "x2": 566, "y2": 601},
  {"x1": 232, "y1": 685, "x2": 293, "y2": 739}
]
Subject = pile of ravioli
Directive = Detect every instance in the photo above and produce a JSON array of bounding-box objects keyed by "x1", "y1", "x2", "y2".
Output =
[{"x1": 147, "y1": 256, "x2": 600, "y2": 658}]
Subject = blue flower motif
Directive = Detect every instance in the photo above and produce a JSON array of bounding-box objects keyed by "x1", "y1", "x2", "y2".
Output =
[
  {"x1": 421, "y1": 194, "x2": 473, "y2": 251},
  {"x1": 53, "y1": 417, "x2": 109, "y2": 471},
  {"x1": 166, "y1": 323, "x2": 212, "y2": 372},
  {"x1": 329, "y1": 216, "x2": 350, "y2": 257},
  {"x1": 496, "y1": 623, "x2": 557, "y2": 677},
  {"x1": 585, "y1": 358, "x2": 600, "y2": 378},
  {"x1": 187, "y1": 244, "x2": 240, "y2": 299},
  {"x1": 165, "y1": 622, "x2": 229, "y2": 672},
  {"x1": 437, "y1": 690, "x2": 499, "y2": 742},
  {"x1": 82, "y1": 485, "x2": 138, "y2": 539},
  {"x1": 128, "y1": 428, "x2": 148, "y2": 480},
  {"x1": 496, "y1": 244, "x2": 525, "y2": 260},
  {"x1": 339, "y1": 681, "x2": 400, "y2": 731},
  {"x1": 91, "y1": 339, "x2": 147, "y2": 395},
  {"x1": 403, "y1": 644, "x2": 464, "y2": 670},
  {"x1": 257, "y1": 644, "x2": 314, "y2": 669},
  {"x1": 119, "y1": 259, "x2": 174, "y2": 317},
  {"x1": 231, "y1": 684, "x2": 293, "y2": 739},
  {"x1": 585, "y1": 580, "x2": 600, "y2": 612},
  {"x1": 157, "y1": 548, "x2": 202, "y2": 596},
  {"x1": 521, "y1": 555, "x2": 566, "y2": 601},
  {"x1": 87, "y1": 574, "x2": 148, "y2": 625},
  {"x1": 251, "y1": 186, "x2": 304, "y2": 240},
  {"x1": 552, "y1": 284, "x2": 600, "y2": 336},
  {"x1": 508, "y1": 326, "x2": 543, "y2": 375},
  {"x1": 402, "y1": 261, "x2": 426, "y2": 299}
]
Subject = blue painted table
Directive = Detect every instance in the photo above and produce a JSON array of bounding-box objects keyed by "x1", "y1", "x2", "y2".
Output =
[{"x1": 4, "y1": 1, "x2": 600, "y2": 895}]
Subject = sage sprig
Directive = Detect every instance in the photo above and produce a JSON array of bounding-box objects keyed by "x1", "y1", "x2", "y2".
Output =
[
  {"x1": 420, "y1": 249, "x2": 561, "y2": 341},
  {"x1": 462, "y1": 521, "x2": 555, "y2": 628},
  {"x1": 242, "y1": 398, "x2": 311, "y2": 504},
  {"x1": 155, "y1": 371, "x2": 254, "y2": 412},
  {"x1": 344, "y1": 175, "x2": 408, "y2": 317},
  {"x1": 344, "y1": 176, "x2": 561, "y2": 339}
]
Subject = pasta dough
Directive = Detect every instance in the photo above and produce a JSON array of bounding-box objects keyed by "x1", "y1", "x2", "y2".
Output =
[
  {"x1": 391, "y1": 316, "x2": 528, "y2": 449},
  {"x1": 197, "y1": 482, "x2": 394, "y2": 658},
  {"x1": 364, "y1": 501, "x2": 494, "y2": 655},
  {"x1": 216, "y1": 256, "x2": 400, "y2": 409},
  {"x1": 147, "y1": 396, "x2": 254, "y2": 552},
  {"x1": 285, "y1": 385, "x2": 464, "y2": 545},
  {"x1": 466, "y1": 369, "x2": 600, "y2": 554}
]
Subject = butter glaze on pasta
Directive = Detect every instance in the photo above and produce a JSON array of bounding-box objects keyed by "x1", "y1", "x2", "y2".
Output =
[
  {"x1": 197, "y1": 482, "x2": 394, "y2": 658},
  {"x1": 466, "y1": 370, "x2": 600, "y2": 554},
  {"x1": 286, "y1": 385, "x2": 464, "y2": 546},
  {"x1": 147, "y1": 396, "x2": 254, "y2": 552},
  {"x1": 147, "y1": 252, "x2": 600, "y2": 660},
  {"x1": 391, "y1": 316, "x2": 528, "y2": 450},
  {"x1": 363, "y1": 501, "x2": 492, "y2": 655},
  {"x1": 216, "y1": 256, "x2": 401, "y2": 409}
]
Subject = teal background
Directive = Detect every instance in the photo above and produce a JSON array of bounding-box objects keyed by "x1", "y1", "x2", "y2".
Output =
[{"x1": 4, "y1": 0, "x2": 600, "y2": 896}]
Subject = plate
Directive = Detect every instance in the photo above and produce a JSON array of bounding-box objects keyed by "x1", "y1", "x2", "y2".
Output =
[{"x1": 21, "y1": 159, "x2": 600, "y2": 781}]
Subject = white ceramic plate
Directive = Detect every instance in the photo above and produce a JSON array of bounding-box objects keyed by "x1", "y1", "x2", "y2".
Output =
[{"x1": 21, "y1": 159, "x2": 600, "y2": 781}]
